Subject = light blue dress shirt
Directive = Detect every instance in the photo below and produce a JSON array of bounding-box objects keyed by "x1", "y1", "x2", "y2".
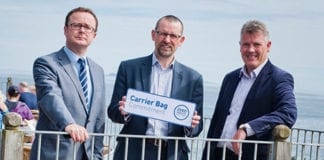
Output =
[{"x1": 64, "y1": 47, "x2": 93, "y2": 109}]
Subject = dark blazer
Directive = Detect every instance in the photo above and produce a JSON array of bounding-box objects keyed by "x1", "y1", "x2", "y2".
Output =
[
  {"x1": 108, "y1": 54, "x2": 204, "y2": 160},
  {"x1": 202, "y1": 61, "x2": 297, "y2": 160},
  {"x1": 30, "y1": 48, "x2": 106, "y2": 160}
]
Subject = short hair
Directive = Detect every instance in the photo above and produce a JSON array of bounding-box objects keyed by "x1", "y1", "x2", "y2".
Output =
[
  {"x1": 154, "y1": 15, "x2": 184, "y2": 35},
  {"x1": 240, "y1": 20, "x2": 269, "y2": 42},
  {"x1": 65, "y1": 7, "x2": 98, "y2": 32},
  {"x1": 7, "y1": 85, "x2": 20, "y2": 97},
  {"x1": 19, "y1": 81, "x2": 29, "y2": 88}
]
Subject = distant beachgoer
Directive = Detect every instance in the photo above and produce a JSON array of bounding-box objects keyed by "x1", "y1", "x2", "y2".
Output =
[
  {"x1": 19, "y1": 81, "x2": 38, "y2": 110},
  {"x1": 5, "y1": 85, "x2": 34, "y2": 120},
  {"x1": 202, "y1": 20, "x2": 297, "y2": 160},
  {"x1": 0, "y1": 91, "x2": 9, "y2": 129},
  {"x1": 28, "y1": 84, "x2": 36, "y2": 95}
]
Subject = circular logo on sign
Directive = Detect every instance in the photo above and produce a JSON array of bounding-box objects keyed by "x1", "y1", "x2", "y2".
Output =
[{"x1": 174, "y1": 105, "x2": 189, "y2": 120}]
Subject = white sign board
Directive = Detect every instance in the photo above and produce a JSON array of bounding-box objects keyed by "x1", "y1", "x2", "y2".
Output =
[{"x1": 124, "y1": 89, "x2": 196, "y2": 127}]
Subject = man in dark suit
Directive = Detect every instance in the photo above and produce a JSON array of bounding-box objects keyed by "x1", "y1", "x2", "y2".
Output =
[
  {"x1": 108, "y1": 15, "x2": 204, "y2": 160},
  {"x1": 202, "y1": 20, "x2": 297, "y2": 160},
  {"x1": 30, "y1": 7, "x2": 106, "y2": 160}
]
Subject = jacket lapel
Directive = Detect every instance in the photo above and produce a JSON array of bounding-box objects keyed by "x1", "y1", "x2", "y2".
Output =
[
  {"x1": 140, "y1": 55, "x2": 152, "y2": 92},
  {"x1": 57, "y1": 49, "x2": 88, "y2": 114},
  {"x1": 86, "y1": 58, "x2": 97, "y2": 114},
  {"x1": 168, "y1": 61, "x2": 183, "y2": 135},
  {"x1": 239, "y1": 61, "x2": 272, "y2": 122}
]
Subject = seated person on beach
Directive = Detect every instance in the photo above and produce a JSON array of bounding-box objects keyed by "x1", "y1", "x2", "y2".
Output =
[{"x1": 19, "y1": 81, "x2": 38, "y2": 110}]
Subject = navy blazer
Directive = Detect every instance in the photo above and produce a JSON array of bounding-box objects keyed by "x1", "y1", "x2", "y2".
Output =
[
  {"x1": 203, "y1": 61, "x2": 297, "y2": 160},
  {"x1": 108, "y1": 54, "x2": 204, "y2": 160}
]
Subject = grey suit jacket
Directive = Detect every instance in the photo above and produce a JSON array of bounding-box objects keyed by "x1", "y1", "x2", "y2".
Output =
[
  {"x1": 30, "y1": 48, "x2": 106, "y2": 160},
  {"x1": 108, "y1": 54, "x2": 204, "y2": 160}
]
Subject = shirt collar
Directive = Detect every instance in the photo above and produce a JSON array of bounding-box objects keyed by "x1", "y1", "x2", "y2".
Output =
[
  {"x1": 152, "y1": 53, "x2": 174, "y2": 69},
  {"x1": 240, "y1": 58, "x2": 268, "y2": 78},
  {"x1": 64, "y1": 46, "x2": 87, "y2": 64}
]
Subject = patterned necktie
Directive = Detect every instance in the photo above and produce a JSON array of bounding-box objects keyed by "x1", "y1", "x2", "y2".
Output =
[{"x1": 78, "y1": 58, "x2": 89, "y2": 108}]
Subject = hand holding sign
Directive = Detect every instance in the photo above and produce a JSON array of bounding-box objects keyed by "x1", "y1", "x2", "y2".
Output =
[{"x1": 124, "y1": 89, "x2": 196, "y2": 127}]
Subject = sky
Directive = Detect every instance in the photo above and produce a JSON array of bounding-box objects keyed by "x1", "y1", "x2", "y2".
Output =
[{"x1": 1, "y1": 0, "x2": 324, "y2": 96}]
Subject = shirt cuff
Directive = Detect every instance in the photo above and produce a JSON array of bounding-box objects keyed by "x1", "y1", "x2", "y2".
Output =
[{"x1": 239, "y1": 123, "x2": 255, "y2": 137}]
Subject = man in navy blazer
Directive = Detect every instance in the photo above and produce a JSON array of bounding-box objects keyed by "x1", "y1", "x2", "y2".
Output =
[
  {"x1": 202, "y1": 20, "x2": 297, "y2": 160},
  {"x1": 30, "y1": 7, "x2": 106, "y2": 160},
  {"x1": 108, "y1": 15, "x2": 203, "y2": 160}
]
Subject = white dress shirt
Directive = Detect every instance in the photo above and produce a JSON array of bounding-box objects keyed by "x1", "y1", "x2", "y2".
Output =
[
  {"x1": 217, "y1": 59, "x2": 268, "y2": 151},
  {"x1": 145, "y1": 54, "x2": 174, "y2": 136}
]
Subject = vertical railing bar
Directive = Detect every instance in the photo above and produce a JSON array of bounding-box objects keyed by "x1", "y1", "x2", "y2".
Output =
[
  {"x1": 253, "y1": 143, "x2": 258, "y2": 160},
  {"x1": 157, "y1": 139, "x2": 161, "y2": 160},
  {"x1": 55, "y1": 134, "x2": 60, "y2": 160},
  {"x1": 310, "y1": 131, "x2": 314, "y2": 159},
  {"x1": 36, "y1": 134, "x2": 42, "y2": 160},
  {"x1": 108, "y1": 135, "x2": 112, "y2": 160},
  {"x1": 316, "y1": 132, "x2": 321, "y2": 160},
  {"x1": 73, "y1": 141, "x2": 77, "y2": 160},
  {"x1": 238, "y1": 142, "x2": 242, "y2": 160},
  {"x1": 301, "y1": 144, "x2": 305, "y2": 160},
  {"x1": 295, "y1": 130, "x2": 300, "y2": 158},
  {"x1": 174, "y1": 139, "x2": 178, "y2": 160},
  {"x1": 222, "y1": 142, "x2": 226, "y2": 160},
  {"x1": 141, "y1": 138, "x2": 145, "y2": 160},
  {"x1": 206, "y1": 141, "x2": 210, "y2": 160},
  {"x1": 90, "y1": 135, "x2": 95, "y2": 160},
  {"x1": 124, "y1": 137, "x2": 128, "y2": 160}
]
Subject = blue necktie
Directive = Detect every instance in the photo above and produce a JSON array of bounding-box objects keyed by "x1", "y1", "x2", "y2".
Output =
[{"x1": 78, "y1": 58, "x2": 89, "y2": 109}]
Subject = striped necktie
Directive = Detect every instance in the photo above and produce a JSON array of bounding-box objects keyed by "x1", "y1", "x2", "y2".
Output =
[{"x1": 78, "y1": 58, "x2": 89, "y2": 109}]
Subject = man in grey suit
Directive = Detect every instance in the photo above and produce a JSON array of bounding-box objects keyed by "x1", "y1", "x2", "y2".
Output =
[
  {"x1": 30, "y1": 7, "x2": 106, "y2": 160},
  {"x1": 108, "y1": 15, "x2": 203, "y2": 160}
]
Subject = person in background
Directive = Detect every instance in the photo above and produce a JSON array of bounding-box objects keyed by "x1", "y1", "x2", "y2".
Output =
[
  {"x1": 28, "y1": 84, "x2": 36, "y2": 95},
  {"x1": 108, "y1": 15, "x2": 204, "y2": 160},
  {"x1": 18, "y1": 81, "x2": 38, "y2": 110},
  {"x1": 5, "y1": 85, "x2": 35, "y2": 142},
  {"x1": 202, "y1": 20, "x2": 297, "y2": 160},
  {"x1": 30, "y1": 7, "x2": 106, "y2": 160},
  {"x1": 5, "y1": 85, "x2": 34, "y2": 121},
  {"x1": 0, "y1": 91, "x2": 8, "y2": 129}
]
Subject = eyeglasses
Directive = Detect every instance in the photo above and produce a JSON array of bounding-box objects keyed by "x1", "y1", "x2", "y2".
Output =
[
  {"x1": 69, "y1": 23, "x2": 95, "y2": 33},
  {"x1": 155, "y1": 30, "x2": 182, "y2": 40}
]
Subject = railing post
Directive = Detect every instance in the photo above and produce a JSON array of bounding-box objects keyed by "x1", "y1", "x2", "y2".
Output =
[
  {"x1": 272, "y1": 125, "x2": 292, "y2": 160},
  {"x1": 1, "y1": 112, "x2": 24, "y2": 160}
]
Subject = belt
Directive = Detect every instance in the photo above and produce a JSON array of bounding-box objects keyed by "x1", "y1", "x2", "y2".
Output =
[{"x1": 146, "y1": 138, "x2": 168, "y2": 148}]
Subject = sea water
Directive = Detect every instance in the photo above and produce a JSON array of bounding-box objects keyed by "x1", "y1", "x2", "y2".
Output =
[{"x1": 1, "y1": 74, "x2": 323, "y2": 131}]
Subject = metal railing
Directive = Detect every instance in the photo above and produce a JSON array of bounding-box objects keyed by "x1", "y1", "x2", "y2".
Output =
[
  {"x1": 290, "y1": 128, "x2": 324, "y2": 160},
  {"x1": 1, "y1": 115, "x2": 324, "y2": 160},
  {"x1": 28, "y1": 131, "x2": 275, "y2": 160}
]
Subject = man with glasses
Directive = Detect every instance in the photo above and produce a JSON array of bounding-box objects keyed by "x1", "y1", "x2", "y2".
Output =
[
  {"x1": 30, "y1": 7, "x2": 106, "y2": 160},
  {"x1": 108, "y1": 15, "x2": 204, "y2": 160}
]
